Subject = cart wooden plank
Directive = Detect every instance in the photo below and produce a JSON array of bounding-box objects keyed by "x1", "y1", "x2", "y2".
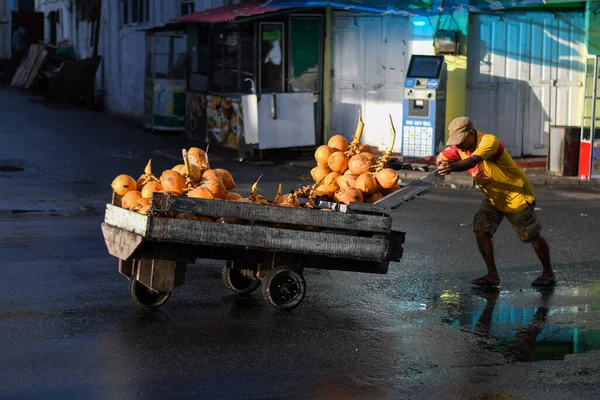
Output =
[
  {"x1": 105, "y1": 204, "x2": 149, "y2": 235},
  {"x1": 147, "y1": 217, "x2": 391, "y2": 261},
  {"x1": 151, "y1": 194, "x2": 392, "y2": 233},
  {"x1": 101, "y1": 222, "x2": 144, "y2": 260}
]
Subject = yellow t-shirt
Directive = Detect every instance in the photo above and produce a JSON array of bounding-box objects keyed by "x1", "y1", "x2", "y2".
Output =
[{"x1": 439, "y1": 132, "x2": 535, "y2": 214}]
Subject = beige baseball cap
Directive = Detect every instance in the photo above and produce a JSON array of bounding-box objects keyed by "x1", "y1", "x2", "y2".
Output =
[{"x1": 446, "y1": 117, "x2": 474, "y2": 146}]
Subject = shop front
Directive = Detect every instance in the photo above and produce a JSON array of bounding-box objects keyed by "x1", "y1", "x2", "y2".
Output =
[
  {"x1": 144, "y1": 28, "x2": 188, "y2": 131},
  {"x1": 172, "y1": 3, "x2": 324, "y2": 158}
]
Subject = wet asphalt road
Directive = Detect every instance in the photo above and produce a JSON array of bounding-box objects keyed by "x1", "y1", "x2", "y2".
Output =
[{"x1": 1, "y1": 91, "x2": 600, "y2": 399}]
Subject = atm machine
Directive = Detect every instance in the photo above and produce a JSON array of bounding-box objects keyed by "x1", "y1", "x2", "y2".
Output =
[{"x1": 401, "y1": 55, "x2": 447, "y2": 158}]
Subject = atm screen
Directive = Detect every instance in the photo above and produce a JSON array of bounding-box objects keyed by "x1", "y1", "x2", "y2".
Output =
[{"x1": 406, "y1": 56, "x2": 444, "y2": 79}]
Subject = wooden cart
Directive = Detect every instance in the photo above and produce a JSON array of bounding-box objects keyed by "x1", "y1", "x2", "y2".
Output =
[{"x1": 102, "y1": 172, "x2": 443, "y2": 310}]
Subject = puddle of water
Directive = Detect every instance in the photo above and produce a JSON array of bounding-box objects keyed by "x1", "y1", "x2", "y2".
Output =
[{"x1": 436, "y1": 286, "x2": 600, "y2": 362}]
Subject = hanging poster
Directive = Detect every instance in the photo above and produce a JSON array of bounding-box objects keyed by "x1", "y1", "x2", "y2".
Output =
[{"x1": 206, "y1": 94, "x2": 245, "y2": 149}]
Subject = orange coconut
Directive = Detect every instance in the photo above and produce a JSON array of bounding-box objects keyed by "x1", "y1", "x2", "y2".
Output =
[
  {"x1": 160, "y1": 170, "x2": 186, "y2": 196},
  {"x1": 202, "y1": 178, "x2": 227, "y2": 199},
  {"x1": 310, "y1": 165, "x2": 332, "y2": 183},
  {"x1": 214, "y1": 168, "x2": 236, "y2": 190},
  {"x1": 314, "y1": 145, "x2": 334, "y2": 166},
  {"x1": 137, "y1": 204, "x2": 151, "y2": 215},
  {"x1": 356, "y1": 173, "x2": 379, "y2": 194},
  {"x1": 188, "y1": 147, "x2": 208, "y2": 168},
  {"x1": 327, "y1": 151, "x2": 350, "y2": 173},
  {"x1": 172, "y1": 164, "x2": 186, "y2": 174},
  {"x1": 111, "y1": 174, "x2": 137, "y2": 196},
  {"x1": 336, "y1": 174, "x2": 358, "y2": 189},
  {"x1": 375, "y1": 168, "x2": 399, "y2": 189},
  {"x1": 348, "y1": 153, "x2": 373, "y2": 176},
  {"x1": 141, "y1": 181, "x2": 163, "y2": 199},
  {"x1": 277, "y1": 194, "x2": 300, "y2": 208},
  {"x1": 357, "y1": 144, "x2": 376, "y2": 155},
  {"x1": 365, "y1": 191, "x2": 383, "y2": 204},
  {"x1": 176, "y1": 213, "x2": 201, "y2": 221},
  {"x1": 121, "y1": 190, "x2": 142, "y2": 210},
  {"x1": 382, "y1": 182, "x2": 401, "y2": 196},
  {"x1": 187, "y1": 186, "x2": 214, "y2": 199},
  {"x1": 225, "y1": 192, "x2": 243, "y2": 201},
  {"x1": 202, "y1": 169, "x2": 223, "y2": 183},
  {"x1": 322, "y1": 171, "x2": 341, "y2": 193},
  {"x1": 327, "y1": 135, "x2": 349, "y2": 152},
  {"x1": 337, "y1": 187, "x2": 364, "y2": 204}
]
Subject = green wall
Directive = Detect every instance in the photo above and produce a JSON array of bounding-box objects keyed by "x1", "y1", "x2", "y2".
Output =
[{"x1": 586, "y1": 1, "x2": 600, "y2": 56}]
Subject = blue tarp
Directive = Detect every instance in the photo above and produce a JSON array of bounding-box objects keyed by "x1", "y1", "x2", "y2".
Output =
[{"x1": 264, "y1": 0, "x2": 546, "y2": 15}]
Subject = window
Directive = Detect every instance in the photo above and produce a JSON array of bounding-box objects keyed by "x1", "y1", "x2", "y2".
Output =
[
  {"x1": 180, "y1": 0, "x2": 195, "y2": 16},
  {"x1": 146, "y1": 34, "x2": 188, "y2": 80},
  {"x1": 121, "y1": 0, "x2": 150, "y2": 26},
  {"x1": 259, "y1": 22, "x2": 284, "y2": 93},
  {"x1": 209, "y1": 22, "x2": 256, "y2": 94}
]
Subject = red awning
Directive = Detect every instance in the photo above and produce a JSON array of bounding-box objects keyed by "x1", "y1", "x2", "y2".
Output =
[{"x1": 172, "y1": 2, "x2": 284, "y2": 24}]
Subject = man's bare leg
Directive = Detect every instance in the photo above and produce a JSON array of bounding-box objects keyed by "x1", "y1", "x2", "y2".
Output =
[
  {"x1": 472, "y1": 230, "x2": 500, "y2": 286},
  {"x1": 531, "y1": 237, "x2": 555, "y2": 285}
]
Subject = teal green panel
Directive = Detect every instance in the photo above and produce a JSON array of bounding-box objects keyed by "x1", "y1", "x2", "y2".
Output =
[
  {"x1": 290, "y1": 17, "x2": 321, "y2": 92},
  {"x1": 173, "y1": 93, "x2": 186, "y2": 116}
]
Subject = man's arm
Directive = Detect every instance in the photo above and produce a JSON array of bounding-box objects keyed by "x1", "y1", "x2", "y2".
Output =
[
  {"x1": 438, "y1": 155, "x2": 483, "y2": 175},
  {"x1": 448, "y1": 155, "x2": 483, "y2": 172}
]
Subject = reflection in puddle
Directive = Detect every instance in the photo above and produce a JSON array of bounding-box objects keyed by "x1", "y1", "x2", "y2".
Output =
[{"x1": 437, "y1": 285, "x2": 600, "y2": 362}]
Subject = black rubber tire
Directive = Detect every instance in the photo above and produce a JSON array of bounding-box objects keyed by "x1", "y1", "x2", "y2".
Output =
[
  {"x1": 262, "y1": 266, "x2": 306, "y2": 310},
  {"x1": 128, "y1": 278, "x2": 171, "y2": 309},
  {"x1": 222, "y1": 262, "x2": 260, "y2": 294}
]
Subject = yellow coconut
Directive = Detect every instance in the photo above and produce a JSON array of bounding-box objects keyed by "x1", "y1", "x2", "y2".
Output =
[
  {"x1": 202, "y1": 178, "x2": 227, "y2": 199},
  {"x1": 310, "y1": 165, "x2": 332, "y2": 183},
  {"x1": 214, "y1": 168, "x2": 236, "y2": 190},
  {"x1": 327, "y1": 135, "x2": 349, "y2": 152},
  {"x1": 375, "y1": 168, "x2": 399, "y2": 189},
  {"x1": 160, "y1": 170, "x2": 186, "y2": 196},
  {"x1": 187, "y1": 186, "x2": 214, "y2": 199},
  {"x1": 121, "y1": 190, "x2": 142, "y2": 210},
  {"x1": 356, "y1": 173, "x2": 379, "y2": 194},
  {"x1": 348, "y1": 153, "x2": 373, "y2": 176},
  {"x1": 111, "y1": 174, "x2": 137, "y2": 196},
  {"x1": 141, "y1": 181, "x2": 163, "y2": 199},
  {"x1": 327, "y1": 151, "x2": 350, "y2": 173},
  {"x1": 137, "y1": 204, "x2": 151, "y2": 215},
  {"x1": 314, "y1": 145, "x2": 334, "y2": 166}
]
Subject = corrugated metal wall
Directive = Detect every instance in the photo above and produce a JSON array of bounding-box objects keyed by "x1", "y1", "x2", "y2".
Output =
[
  {"x1": 467, "y1": 12, "x2": 585, "y2": 157},
  {"x1": 332, "y1": 15, "x2": 410, "y2": 152}
]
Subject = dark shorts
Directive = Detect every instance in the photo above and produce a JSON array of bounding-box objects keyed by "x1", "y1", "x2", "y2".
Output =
[{"x1": 473, "y1": 198, "x2": 542, "y2": 242}]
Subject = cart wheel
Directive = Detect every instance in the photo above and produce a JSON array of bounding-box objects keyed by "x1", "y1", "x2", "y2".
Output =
[
  {"x1": 128, "y1": 278, "x2": 171, "y2": 309},
  {"x1": 222, "y1": 262, "x2": 260, "y2": 294},
  {"x1": 262, "y1": 267, "x2": 306, "y2": 310}
]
